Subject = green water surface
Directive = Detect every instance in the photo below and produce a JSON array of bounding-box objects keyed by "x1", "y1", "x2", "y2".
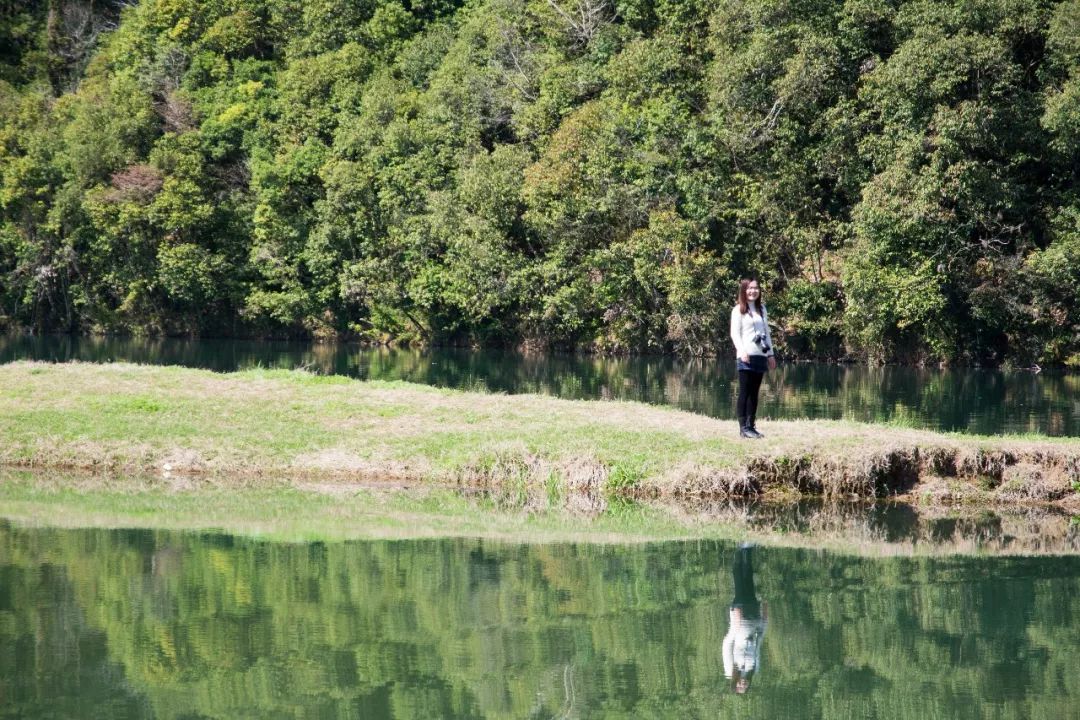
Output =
[{"x1": 1, "y1": 521, "x2": 1077, "y2": 719}]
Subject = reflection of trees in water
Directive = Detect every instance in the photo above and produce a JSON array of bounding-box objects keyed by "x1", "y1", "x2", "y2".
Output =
[
  {"x1": 0, "y1": 337, "x2": 1076, "y2": 434},
  {"x1": 2, "y1": 523, "x2": 1080, "y2": 719},
  {"x1": 0, "y1": 547, "x2": 149, "y2": 717},
  {"x1": 681, "y1": 500, "x2": 1080, "y2": 555}
]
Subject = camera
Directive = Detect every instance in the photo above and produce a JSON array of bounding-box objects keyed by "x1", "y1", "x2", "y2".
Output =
[{"x1": 753, "y1": 333, "x2": 770, "y2": 353}]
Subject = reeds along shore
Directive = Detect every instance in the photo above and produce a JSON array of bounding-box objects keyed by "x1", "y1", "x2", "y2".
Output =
[{"x1": 0, "y1": 361, "x2": 1077, "y2": 509}]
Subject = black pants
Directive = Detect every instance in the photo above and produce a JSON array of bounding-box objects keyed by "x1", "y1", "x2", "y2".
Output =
[
  {"x1": 736, "y1": 370, "x2": 764, "y2": 425},
  {"x1": 732, "y1": 546, "x2": 760, "y2": 618}
]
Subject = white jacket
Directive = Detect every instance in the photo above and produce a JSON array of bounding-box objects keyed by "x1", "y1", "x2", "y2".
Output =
[
  {"x1": 730, "y1": 305, "x2": 774, "y2": 359},
  {"x1": 722, "y1": 611, "x2": 767, "y2": 677}
]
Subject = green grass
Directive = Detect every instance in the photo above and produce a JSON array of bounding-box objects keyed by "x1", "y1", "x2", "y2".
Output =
[
  {"x1": 0, "y1": 361, "x2": 1078, "y2": 506},
  {"x1": 2, "y1": 470, "x2": 1076, "y2": 555},
  {"x1": 0, "y1": 361, "x2": 749, "y2": 477},
  {"x1": 0, "y1": 470, "x2": 713, "y2": 543}
]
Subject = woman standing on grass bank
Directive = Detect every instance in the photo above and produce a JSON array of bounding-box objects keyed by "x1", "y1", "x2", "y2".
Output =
[{"x1": 730, "y1": 279, "x2": 776, "y2": 439}]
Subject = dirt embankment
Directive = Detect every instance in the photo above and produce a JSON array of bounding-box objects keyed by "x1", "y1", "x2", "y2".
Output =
[
  {"x1": 446, "y1": 443, "x2": 1080, "y2": 514},
  {"x1": 653, "y1": 445, "x2": 1079, "y2": 503}
]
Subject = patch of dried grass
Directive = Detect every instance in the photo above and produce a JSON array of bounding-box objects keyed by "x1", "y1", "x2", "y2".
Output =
[
  {"x1": 557, "y1": 456, "x2": 608, "y2": 515},
  {"x1": 159, "y1": 448, "x2": 206, "y2": 474},
  {"x1": 954, "y1": 447, "x2": 1015, "y2": 482},
  {"x1": 909, "y1": 475, "x2": 988, "y2": 505},
  {"x1": 649, "y1": 462, "x2": 750, "y2": 498},
  {"x1": 291, "y1": 448, "x2": 425, "y2": 481},
  {"x1": 450, "y1": 447, "x2": 611, "y2": 515},
  {"x1": 995, "y1": 462, "x2": 1074, "y2": 502}
]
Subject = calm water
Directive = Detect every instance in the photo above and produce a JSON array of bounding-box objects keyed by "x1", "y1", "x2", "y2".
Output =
[
  {"x1": 2, "y1": 335, "x2": 1077, "y2": 436},
  {"x1": 1, "y1": 521, "x2": 1078, "y2": 719}
]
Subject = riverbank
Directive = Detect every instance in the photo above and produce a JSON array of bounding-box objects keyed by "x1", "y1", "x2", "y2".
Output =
[
  {"x1": 1, "y1": 361, "x2": 1078, "y2": 510},
  {"x1": 2, "y1": 469, "x2": 1077, "y2": 554}
]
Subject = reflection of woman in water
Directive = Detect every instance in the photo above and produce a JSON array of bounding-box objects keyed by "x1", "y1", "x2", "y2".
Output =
[{"x1": 723, "y1": 545, "x2": 768, "y2": 694}]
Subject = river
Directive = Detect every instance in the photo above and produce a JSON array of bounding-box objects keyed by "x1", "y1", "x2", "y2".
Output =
[{"x1": 1, "y1": 521, "x2": 1077, "y2": 719}]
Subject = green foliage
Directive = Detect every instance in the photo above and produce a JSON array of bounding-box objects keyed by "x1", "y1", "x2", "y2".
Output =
[
  {"x1": 605, "y1": 459, "x2": 648, "y2": 492},
  {"x1": 0, "y1": 0, "x2": 1077, "y2": 364},
  {"x1": 775, "y1": 278, "x2": 843, "y2": 357},
  {"x1": 1023, "y1": 207, "x2": 1080, "y2": 363}
]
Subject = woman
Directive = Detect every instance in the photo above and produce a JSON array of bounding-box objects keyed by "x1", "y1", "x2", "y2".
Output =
[{"x1": 730, "y1": 279, "x2": 776, "y2": 439}]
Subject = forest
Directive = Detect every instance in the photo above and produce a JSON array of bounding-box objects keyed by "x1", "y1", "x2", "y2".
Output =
[{"x1": 1, "y1": 0, "x2": 1078, "y2": 365}]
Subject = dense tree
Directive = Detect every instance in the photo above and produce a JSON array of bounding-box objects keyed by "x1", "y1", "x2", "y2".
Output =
[{"x1": 1, "y1": 0, "x2": 1078, "y2": 365}]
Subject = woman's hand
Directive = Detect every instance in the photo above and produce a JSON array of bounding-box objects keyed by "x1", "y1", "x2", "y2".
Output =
[
  {"x1": 767, "y1": 357, "x2": 777, "y2": 371},
  {"x1": 741, "y1": 354, "x2": 750, "y2": 363}
]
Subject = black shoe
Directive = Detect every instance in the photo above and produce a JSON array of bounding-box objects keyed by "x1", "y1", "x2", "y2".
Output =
[
  {"x1": 738, "y1": 417, "x2": 753, "y2": 438},
  {"x1": 740, "y1": 427, "x2": 756, "y2": 438},
  {"x1": 748, "y1": 418, "x2": 764, "y2": 439}
]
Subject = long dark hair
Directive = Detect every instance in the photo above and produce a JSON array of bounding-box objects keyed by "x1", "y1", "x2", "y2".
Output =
[
  {"x1": 737, "y1": 279, "x2": 764, "y2": 315},
  {"x1": 730, "y1": 667, "x2": 755, "y2": 694}
]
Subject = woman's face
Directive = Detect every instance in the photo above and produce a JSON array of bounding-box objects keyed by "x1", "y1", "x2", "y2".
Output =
[{"x1": 746, "y1": 282, "x2": 761, "y2": 302}]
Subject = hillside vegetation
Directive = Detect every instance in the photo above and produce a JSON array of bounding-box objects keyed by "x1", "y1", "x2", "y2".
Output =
[{"x1": 1, "y1": 0, "x2": 1079, "y2": 364}]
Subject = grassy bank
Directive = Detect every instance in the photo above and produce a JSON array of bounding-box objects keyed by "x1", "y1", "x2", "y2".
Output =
[
  {"x1": 2, "y1": 470, "x2": 1077, "y2": 554},
  {"x1": 1, "y1": 361, "x2": 1078, "y2": 508},
  {"x1": 0, "y1": 470, "x2": 694, "y2": 544}
]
